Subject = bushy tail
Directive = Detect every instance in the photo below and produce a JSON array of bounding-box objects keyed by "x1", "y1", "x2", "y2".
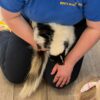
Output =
[
  {"x1": 19, "y1": 52, "x2": 49, "y2": 98},
  {"x1": 25, "y1": 52, "x2": 49, "y2": 96},
  {"x1": 29, "y1": 52, "x2": 43, "y2": 77},
  {"x1": 19, "y1": 52, "x2": 43, "y2": 98}
]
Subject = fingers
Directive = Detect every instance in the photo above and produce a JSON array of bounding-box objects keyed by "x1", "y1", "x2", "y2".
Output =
[
  {"x1": 66, "y1": 76, "x2": 71, "y2": 85},
  {"x1": 33, "y1": 43, "x2": 48, "y2": 51},
  {"x1": 53, "y1": 74, "x2": 60, "y2": 83},
  {"x1": 51, "y1": 65, "x2": 58, "y2": 75},
  {"x1": 41, "y1": 48, "x2": 49, "y2": 51},
  {"x1": 53, "y1": 72, "x2": 65, "y2": 87},
  {"x1": 38, "y1": 48, "x2": 49, "y2": 51},
  {"x1": 55, "y1": 77, "x2": 70, "y2": 87},
  {"x1": 56, "y1": 77, "x2": 64, "y2": 87},
  {"x1": 32, "y1": 40, "x2": 48, "y2": 51},
  {"x1": 60, "y1": 78, "x2": 67, "y2": 87},
  {"x1": 53, "y1": 73, "x2": 71, "y2": 87}
]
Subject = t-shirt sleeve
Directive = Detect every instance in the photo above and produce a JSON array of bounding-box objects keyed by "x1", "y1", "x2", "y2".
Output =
[
  {"x1": 0, "y1": 0, "x2": 25, "y2": 13},
  {"x1": 84, "y1": 0, "x2": 100, "y2": 21}
]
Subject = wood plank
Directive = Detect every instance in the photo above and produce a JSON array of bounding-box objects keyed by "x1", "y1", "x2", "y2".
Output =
[
  {"x1": 0, "y1": 68, "x2": 14, "y2": 100},
  {"x1": 13, "y1": 80, "x2": 47, "y2": 100},
  {"x1": 47, "y1": 84, "x2": 75, "y2": 100}
]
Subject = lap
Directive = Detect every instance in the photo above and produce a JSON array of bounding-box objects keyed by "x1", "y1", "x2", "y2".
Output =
[{"x1": 0, "y1": 19, "x2": 86, "y2": 86}]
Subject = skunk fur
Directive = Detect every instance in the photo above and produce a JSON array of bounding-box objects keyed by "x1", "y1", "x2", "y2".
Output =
[{"x1": 20, "y1": 22, "x2": 75, "y2": 98}]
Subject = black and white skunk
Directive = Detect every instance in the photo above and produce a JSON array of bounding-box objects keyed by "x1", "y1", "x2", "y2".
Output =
[{"x1": 20, "y1": 22, "x2": 75, "y2": 98}]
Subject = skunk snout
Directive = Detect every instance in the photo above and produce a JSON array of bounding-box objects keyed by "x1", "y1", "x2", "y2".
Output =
[{"x1": 50, "y1": 53, "x2": 65, "y2": 65}]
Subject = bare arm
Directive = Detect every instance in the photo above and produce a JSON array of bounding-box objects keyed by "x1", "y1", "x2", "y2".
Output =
[
  {"x1": 1, "y1": 8, "x2": 37, "y2": 49},
  {"x1": 51, "y1": 20, "x2": 100, "y2": 87},
  {"x1": 65, "y1": 20, "x2": 100, "y2": 66}
]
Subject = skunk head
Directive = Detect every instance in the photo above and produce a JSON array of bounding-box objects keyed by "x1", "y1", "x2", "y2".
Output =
[{"x1": 32, "y1": 22, "x2": 74, "y2": 65}]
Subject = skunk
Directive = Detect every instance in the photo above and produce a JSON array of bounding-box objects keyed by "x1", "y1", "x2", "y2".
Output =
[{"x1": 20, "y1": 22, "x2": 75, "y2": 98}]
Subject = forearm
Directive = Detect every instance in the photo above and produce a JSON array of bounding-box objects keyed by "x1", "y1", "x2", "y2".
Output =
[
  {"x1": 65, "y1": 27, "x2": 100, "y2": 66},
  {"x1": 1, "y1": 8, "x2": 34, "y2": 46}
]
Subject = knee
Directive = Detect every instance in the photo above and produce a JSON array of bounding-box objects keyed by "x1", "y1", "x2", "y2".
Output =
[
  {"x1": 5, "y1": 76, "x2": 25, "y2": 84},
  {"x1": 1, "y1": 63, "x2": 30, "y2": 84},
  {"x1": 2, "y1": 69, "x2": 27, "y2": 84}
]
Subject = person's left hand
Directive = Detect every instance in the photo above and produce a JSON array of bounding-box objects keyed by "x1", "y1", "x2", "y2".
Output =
[{"x1": 51, "y1": 62, "x2": 74, "y2": 87}]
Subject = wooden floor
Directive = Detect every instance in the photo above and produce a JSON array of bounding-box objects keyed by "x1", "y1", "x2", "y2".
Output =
[{"x1": 0, "y1": 8, "x2": 100, "y2": 100}]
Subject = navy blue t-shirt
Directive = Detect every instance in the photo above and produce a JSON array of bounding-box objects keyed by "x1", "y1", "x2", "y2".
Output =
[{"x1": 0, "y1": 0, "x2": 100, "y2": 25}]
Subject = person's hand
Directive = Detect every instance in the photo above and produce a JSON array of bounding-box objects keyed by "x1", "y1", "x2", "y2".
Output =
[
  {"x1": 51, "y1": 62, "x2": 74, "y2": 87},
  {"x1": 38, "y1": 48, "x2": 49, "y2": 52},
  {"x1": 32, "y1": 40, "x2": 49, "y2": 51}
]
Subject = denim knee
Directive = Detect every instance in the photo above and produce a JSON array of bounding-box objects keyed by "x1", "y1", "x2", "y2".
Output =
[
  {"x1": 0, "y1": 31, "x2": 33, "y2": 84},
  {"x1": 2, "y1": 68, "x2": 27, "y2": 84}
]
